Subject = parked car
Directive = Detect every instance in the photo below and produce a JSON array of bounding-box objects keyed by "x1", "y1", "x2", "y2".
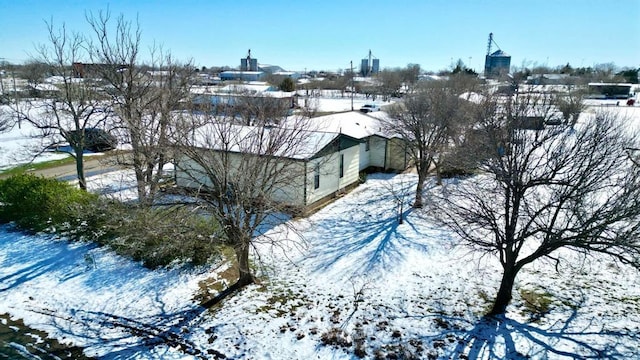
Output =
[
  {"x1": 359, "y1": 104, "x2": 380, "y2": 113},
  {"x1": 64, "y1": 128, "x2": 118, "y2": 152}
]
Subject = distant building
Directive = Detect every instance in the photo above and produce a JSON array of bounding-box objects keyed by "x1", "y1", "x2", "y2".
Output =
[
  {"x1": 372, "y1": 59, "x2": 380, "y2": 74},
  {"x1": 241, "y1": 58, "x2": 258, "y2": 72},
  {"x1": 484, "y1": 50, "x2": 511, "y2": 78},
  {"x1": 72, "y1": 62, "x2": 127, "y2": 78},
  {"x1": 273, "y1": 71, "x2": 301, "y2": 80},
  {"x1": 360, "y1": 50, "x2": 380, "y2": 77},
  {"x1": 483, "y1": 33, "x2": 511, "y2": 78},
  {"x1": 219, "y1": 71, "x2": 264, "y2": 82},
  {"x1": 587, "y1": 83, "x2": 632, "y2": 99},
  {"x1": 240, "y1": 49, "x2": 259, "y2": 71},
  {"x1": 526, "y1": 73, "x2": 571, "y2": 85}
]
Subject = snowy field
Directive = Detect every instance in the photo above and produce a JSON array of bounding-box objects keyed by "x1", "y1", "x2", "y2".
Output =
[{"x1": 0, "y1": 102, "x2": 639, "y2": 359}]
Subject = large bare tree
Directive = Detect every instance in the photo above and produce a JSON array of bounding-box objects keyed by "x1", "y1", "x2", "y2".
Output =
[
  {"x1": 387, "y1": 80, "x2": 468, "y2": 208},
  {"x1": 86, "y1": 10, "x2": 194, "y2": 205},
  {"x1": 431, "y1": 91, "x2": 640, "y2": 315},
  {"x1": 174, "y1": 110, "x2": 319, "y2": 292},
  {"x1": 14, "y1": 21, "x2": 109, "y2": 190}
]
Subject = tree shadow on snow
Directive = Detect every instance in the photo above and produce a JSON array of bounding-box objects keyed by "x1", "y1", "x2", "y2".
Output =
[
  {"x1": 0, "y1": 226, "x2": 227, "y2": 359},
  {"x1": 36, "y1": 287, "x2": 228, "y2": 359},
  {"x1": 414, "y1": 307, "x2": 639, "y2": 359},
  {"x1": 0, "y1": 229, "x2": 98, "y2": 290},
  {"x1": 304, "y1": 176, "x2": 431, "y2": 276}
]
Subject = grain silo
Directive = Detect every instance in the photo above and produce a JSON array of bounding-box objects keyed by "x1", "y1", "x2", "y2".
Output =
[{"x1": 484, "y1": 33, "x2": 511, "y2": 78}]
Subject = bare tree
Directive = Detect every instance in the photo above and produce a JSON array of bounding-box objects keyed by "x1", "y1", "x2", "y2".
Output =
[
  {"x1": 0, "y1": 107, "x2": 11, "y2": 133},
  {"x1": 386, "y1": 81, "x2": 467, "y2": 208},
  {"x1": 21, "y1": 60, "x2": 51, "y2": 88},
  {"x1": 554, "y1": 88, "x2": 585, "y2": 128},
  {"x1": 400, "y1": 63, "x2": 421, "y2": 91},
  {"x1": 230, "y1": 90, "x2": 292, "y2": 126},
  {"x1": 14, "y1": 21, "x2": 108, "y2": 190},
  {"x1": 174, "y1": 111, "x2": 319, "y2": 293},
  {"x1": 431, "y1": 92, "x2": 640, "y2": 315},
  {"x1": 86, "y1": 10, "x2": 194, "y2": 205},
  {"x1": 376, "y1": 69, "x2": 403, "y2": 101}
]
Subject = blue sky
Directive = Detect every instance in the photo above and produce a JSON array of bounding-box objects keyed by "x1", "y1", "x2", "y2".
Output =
[{"x1": 0, "y1": 0, "x2": 638, "y2": 72}]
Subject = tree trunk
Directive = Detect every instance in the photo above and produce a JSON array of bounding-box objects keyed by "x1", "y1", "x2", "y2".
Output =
[
  {"x1": 488, "y1": 265, "x2": 518, "y2": 316},
  {"x1": 434, "y1": 163, "x2": 442, "y2": 186},
  {"x1": 235, "y1": 243, "x2": 254, "y2": 287},
  {"x1": 75, "y1": 148, "x2": 87, "y2": 191},
  {"x1": 413, "y1": 171, "x2": 427, "y2": 208}
]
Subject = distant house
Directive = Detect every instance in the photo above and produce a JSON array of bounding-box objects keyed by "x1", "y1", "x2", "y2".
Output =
[
  {"x1": 587, "y1": 83, "x2": 633, "y2": 99},
  {"x1": 174, "y1": 124, "x2": 362, "y2": 210},
  {"x1": 273, "y1": 71, "x2": 301, "y2": 80},
  {"x1": 72, "y1": 62, "x2": 127, "y2": 79},
  {"x1": 526, "y1": 73, "x2": 571, "y2": 85},
  {"x1": 190, "y1": 83, "x2": 296, "y2": 112}
]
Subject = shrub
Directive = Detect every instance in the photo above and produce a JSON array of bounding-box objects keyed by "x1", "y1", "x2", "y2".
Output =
[
  {"x1": 90, "y1": 202, "x2": 224, "y2": 268},
  {"x1": 279, "y1": 77, "x2": 295, "y2": 92},
  {"x1": 0, "y1": 174, "x2": 224, "y2": 269},
  {"x1": 0, "y1": 173, "x2": 97, "y2": 232}
]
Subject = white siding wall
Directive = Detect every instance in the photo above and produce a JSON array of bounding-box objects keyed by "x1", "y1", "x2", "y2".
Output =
[
  {"x1": 306, "y1": 145, "x2": 360, "y2": 205},
  {"x1": 386, "y1": 138, "x2": 409, "y2": 171},
  {"x1": 175, "y1": 152, "x2": 307, "y2": 207},
  {"x1": 369, "y1": 136, "x2": 387, "y2": 168},
  {"x1": 359, "y1": 142, "x2": 370, "y2": 170},
  {"x1": 359, "y1": 136, "x2": 388, "y2": 171},
  {"x1": 175, "y1": 144, "x2": 362, "y2": 208}
]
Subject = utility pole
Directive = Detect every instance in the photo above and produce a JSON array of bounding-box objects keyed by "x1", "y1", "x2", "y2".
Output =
[
  {"x1": 350, "y1": 61, "x2": 354, "y2": 111},
  {"x1": 11, "y1": 67, "x2": 20, "y2": 128},
  {"x1": 0, "y1": 57, "x2": 5, "y2": 94}
]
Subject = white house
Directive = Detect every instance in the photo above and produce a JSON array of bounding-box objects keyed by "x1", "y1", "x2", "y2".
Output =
[
  {"x1": 293, "y1": 111, "x2": 409, "y2": 173},
  {"x1": 174, "y1": 124, "x2": 362, "y2": 210}
]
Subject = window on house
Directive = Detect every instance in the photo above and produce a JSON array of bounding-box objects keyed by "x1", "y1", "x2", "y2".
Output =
[
  {"x1": 365, "y1": 138, "x2": 370, "y2": 151},
  {"x1": 314, "y1": 163, "x2": 320, "y2": 189},
  {"x1": 339, "y1": 154, "x2": 344, "y2": 178}
]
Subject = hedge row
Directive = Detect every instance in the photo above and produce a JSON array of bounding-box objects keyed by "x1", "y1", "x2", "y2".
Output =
[{"x1": 0, "y1": 173, "x2": 223, "y2": 268}]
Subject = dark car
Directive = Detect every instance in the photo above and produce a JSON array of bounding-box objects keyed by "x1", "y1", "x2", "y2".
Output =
[{"x1": 65, "y1": 128, "x2": 118, "y2": 152}]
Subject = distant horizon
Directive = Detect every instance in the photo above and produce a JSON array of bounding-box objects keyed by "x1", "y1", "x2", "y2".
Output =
[{"x1": 1, "y1": 0, "x2": 638, "y2": 73}]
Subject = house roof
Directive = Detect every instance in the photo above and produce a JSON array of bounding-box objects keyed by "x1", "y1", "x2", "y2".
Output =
[
  {"x1": 187, "y1": 123, "x2": 358, "y2": 160},
  {"x1": 490, "y1": 49, "x2": 510, "y2": 57},
  {"x1": 296, "y1": 111, "x2": 388, "y2": 140}
]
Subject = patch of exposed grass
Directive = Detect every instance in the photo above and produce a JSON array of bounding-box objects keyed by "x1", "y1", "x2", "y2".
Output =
[
  {"x1": 195, "y1": 247, "x2": 238, "y2": 304},
  {"x1": 519, "y1": 287, "x2": 553, "y2": 319},
  {"x1": 254, "y1": 284, "x2": 310, "y2": 317},
  {"x1": 0, "y1": 156, "x2": 75, "y2": 177}
]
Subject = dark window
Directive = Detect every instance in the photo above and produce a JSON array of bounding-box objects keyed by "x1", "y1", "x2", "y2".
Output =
[
  {"x1": 339, "y1": 154, "x2": 344, "y2": 178},
  {"x1": 365, "y1": 138, "x2": 370, "y2": 151},
  {"x1": 314, "y1": 163, "x2": 320, "y2": 189}
]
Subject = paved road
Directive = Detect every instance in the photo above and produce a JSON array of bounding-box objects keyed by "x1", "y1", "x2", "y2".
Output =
[
  {"x1": 36, "y1": 157, "x2": 124, "y2": 181},
  {"x1": 5, "y1": 154, "x2": 127, "y2": 182}
]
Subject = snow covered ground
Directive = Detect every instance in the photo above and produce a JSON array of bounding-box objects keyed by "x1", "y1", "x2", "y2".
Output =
[
  {"x1": 0, "y1": 106, "x2": 69, "y2": 170},
  {"x1": 0, "y1": 101, "x2": 639, "y2": 359},
  {"x1": 302, "y1": 90, "x2": 393, "y2": 113},
  {"x1": 0, "y1": 172, "x2": 639, "y2": 359}
]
